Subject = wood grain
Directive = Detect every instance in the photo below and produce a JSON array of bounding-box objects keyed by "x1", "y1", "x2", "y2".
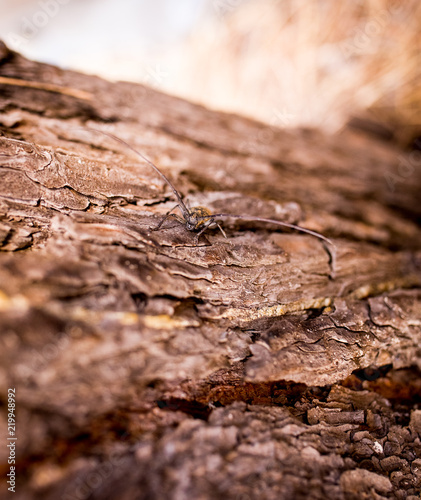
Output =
[{"x1": 0, "y1": 41, "x2": 420, "y2": 500}]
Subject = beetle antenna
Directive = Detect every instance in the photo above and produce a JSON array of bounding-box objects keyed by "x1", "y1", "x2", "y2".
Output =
[
  {"x1": 86, "y1": 128, "x2": 189, "y2": 218},
  {"x1": 210, "y1": 214, "x2": 333, "y2": 246}
]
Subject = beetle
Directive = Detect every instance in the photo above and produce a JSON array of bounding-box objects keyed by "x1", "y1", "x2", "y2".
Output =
[{"x1": 89, "y1": 129, "x2": 333, "y2": 249}]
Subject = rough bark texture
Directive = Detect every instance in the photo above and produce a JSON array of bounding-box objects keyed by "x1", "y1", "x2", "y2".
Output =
[{"x1": 0, "y1": 41, "x2": 420, "y2": 500}]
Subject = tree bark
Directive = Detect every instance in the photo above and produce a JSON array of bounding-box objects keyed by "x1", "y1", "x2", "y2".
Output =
[{"x1": 0, "y1": 41, "x2": 420, "y2": 500}]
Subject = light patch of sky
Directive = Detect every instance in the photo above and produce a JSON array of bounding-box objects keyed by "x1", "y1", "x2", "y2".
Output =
[{"x1": 0, "y1": 0, "x2": 208, "y2": 80}]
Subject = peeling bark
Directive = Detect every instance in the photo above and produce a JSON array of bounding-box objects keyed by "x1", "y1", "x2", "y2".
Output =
[{"x1": 0, "y1": 41, "x2": 420, "y2": 500}]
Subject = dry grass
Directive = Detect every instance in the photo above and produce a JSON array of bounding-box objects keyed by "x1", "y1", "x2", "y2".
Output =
[{"x1": 168, "y1": 0, "x2": 420, "y2": 144}]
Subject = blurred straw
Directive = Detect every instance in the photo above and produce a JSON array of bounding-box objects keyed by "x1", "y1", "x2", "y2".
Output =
[{"x1": 168, "y1": 0, "x2": 420, "y2": 145}]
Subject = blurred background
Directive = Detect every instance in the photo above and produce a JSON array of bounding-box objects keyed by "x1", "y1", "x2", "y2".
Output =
[{"x1": 0, "y1": 0, "x2": 420, "y2": 145}]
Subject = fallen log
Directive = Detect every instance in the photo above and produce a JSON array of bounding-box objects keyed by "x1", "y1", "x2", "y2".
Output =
[{"x1": 0, "y1": 41, "x2": 420, "y2": 499}]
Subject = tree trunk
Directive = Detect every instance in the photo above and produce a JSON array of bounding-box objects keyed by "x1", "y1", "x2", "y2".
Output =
[{"x1": 0, "y1": 41, "x2": 420, "y2": 500}]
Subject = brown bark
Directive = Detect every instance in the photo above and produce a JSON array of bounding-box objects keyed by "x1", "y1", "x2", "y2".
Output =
[{"x1": 0, "y1": 41, "x2": 420, "y2": 500}]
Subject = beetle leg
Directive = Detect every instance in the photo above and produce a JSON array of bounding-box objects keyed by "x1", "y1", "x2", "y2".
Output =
[
  {"x1": 216, "y1": 223, "x2": 227, "y2": 238},
  {"x1": 152, "y1": 204, "x2": 183, "y2": 231},
  {"x1": 193, "y1": 218, "x2": 215, "y2": 245}
]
